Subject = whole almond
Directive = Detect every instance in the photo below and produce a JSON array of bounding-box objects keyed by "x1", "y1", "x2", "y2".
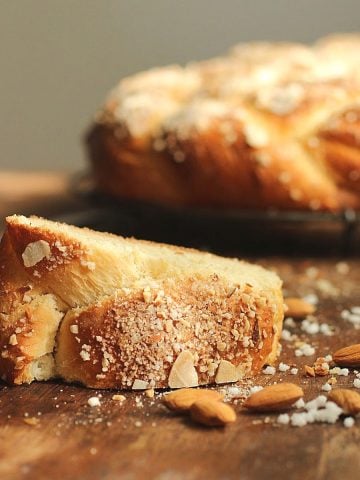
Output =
[
  {"x1": 328, "y1": 389, "x2": 360, "y2": 414},
  {"x1": 190, "y1": 399, "x2": 236, "y2": 427},
  {"x1": 163, "y1": 388, "x2": 223, "y2": 412},
  {"x1": 333, "y1": 344, "x2": 360, "y2": 367},
  {"x1": 284, "y1": 298, "x2": 315, "y2": 319},
  {"x1": 244, "y1": 383, "x2": 304, "y2": 412}
]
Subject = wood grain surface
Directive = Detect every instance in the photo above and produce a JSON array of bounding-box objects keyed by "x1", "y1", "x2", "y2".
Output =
[
  {"x1": 0, "y1": 172, "x2": 359, "y2": 480},
  {"x1": 0, "y1": 259, "x2": 359, "y2": 480}
]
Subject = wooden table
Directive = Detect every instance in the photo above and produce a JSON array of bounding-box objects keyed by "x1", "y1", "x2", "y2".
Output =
[{"x1": 0, "y1": 172, "x2": 359, "y2": 480}]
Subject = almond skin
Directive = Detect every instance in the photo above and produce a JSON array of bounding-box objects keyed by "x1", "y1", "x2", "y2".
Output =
[
  {"x1": 328, "y1": 389, "x2": 360, "y2": 414},
  {"x1": 163, "y1": 388, "x2": 224, "y2": 412},
  {"x1": 304, "y1": 365, "x2": 315, "y2": 377},
  {"x1": 243, "y1": 383, "x2": 304, "y2": 412},
  {"x1": 284, "y1": 298, "x2": 315, "y2": 319},
  {"x1": 333, "y1": 344, "x2": 360, "y2": 367},
  {"x1": 190, "y1": 399, "x2": 236, "y2": 427}
]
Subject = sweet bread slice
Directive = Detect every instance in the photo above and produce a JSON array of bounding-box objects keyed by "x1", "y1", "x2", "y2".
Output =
[{"x1": 0, "y1": 215, "x2": 283, "y2": 389}]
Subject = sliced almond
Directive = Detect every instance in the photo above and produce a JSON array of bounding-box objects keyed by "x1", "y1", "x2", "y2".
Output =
[
  {"x1": 22, "y1": 240, "x2": 51, "y2": 268},
  {"x1": 190, "y1": 399, "x2": 236, "y2": 427},
  {"x1": 163, "y1": 388, "x2": 223, "y2": 412},
  {"x1": 304, "y1": 365, "x2": 315, "y2": 377},
  {"x1": 328, "y1": 388, "x2": 360, "y2": 414},
  {"x1": 215, "y1": 360, "x2": 239, "y2": 384},
  {"x1": 284, "y1": 298, "x2": 315, "y2": 319},
  {"x1": 243, "y1": 383, "x2": 304, "y2": 412},
  {"x1": 333, "y1": 344, "x2": 360, "y2": 367},
  {"x1": 168, "y1": 351, "x2": 198, "y2": 389},
  {"x1": 132, "y1": 379, "x2": 149, "y2": 390}
]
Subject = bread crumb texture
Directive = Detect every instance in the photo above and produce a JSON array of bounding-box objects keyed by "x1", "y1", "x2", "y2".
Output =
[{"x1": 0, "y1": 215, "x2": 283, "y2": 389}]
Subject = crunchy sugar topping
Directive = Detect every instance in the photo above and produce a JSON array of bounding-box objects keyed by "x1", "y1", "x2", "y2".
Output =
[
  {"x1": 87, "y1": 397, "x2": 101, "y2": 407},
  {"x1": 341, "y1": 307, "x2": 360, "y2": 328},
  {"x1": 243, "y1": 123, "x2": 269, "y2": 148},
  {"x1": 99, "y1": 36, "x2": 360, "y2": 151},
  {"x1": 263, "y1": 366, "x2": 276, "y2": 375},
  {"x1": 69, "y1": 324, "x2": 79, "y2": 334},
  {"x1": 278, "y1": 362, "x2": 290, "y2": 372},
  {"x1": 353, "y1": 378, "x2": 360, "y2": 389},
  {"x1": 68, "y1": 278, "x2": 275, "y2": 388},
  {"x1": 344, "y1": 417, "x2": 355, "y2": 428},
  {"x1": 80, "y1": 345, "x2": 91, "y2": 362},
  {"x1": 295, "y1": 343, "x2": 315, "y2": 357},
  {"x1": 255, "y1": 83, "x2": 305, "y2": 115},
  {"x1": 80, "y1": 259, "x2": 96, "y2": 271}
]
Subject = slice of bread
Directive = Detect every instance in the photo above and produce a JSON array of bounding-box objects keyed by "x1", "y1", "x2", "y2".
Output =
[{"x1": 0, "y1": 215, "x2": 283, "y2": 389}]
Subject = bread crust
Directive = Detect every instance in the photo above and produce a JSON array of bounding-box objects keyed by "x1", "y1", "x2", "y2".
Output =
[
  {"x1": 87, "y1": 35, "x2": 360, "y2": 212},
  {"x1": 0, "y1": 215, "x2": 283, "y2": 389}
]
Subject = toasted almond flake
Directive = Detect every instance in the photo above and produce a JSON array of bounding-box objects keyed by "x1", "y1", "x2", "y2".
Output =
[
  {"x1": 9, "y1": 334, "x2": 18, "y2": 346},
  {"x1": 22, "y1": 240, "x2": 51, "y2": 268},
  {"x1": 145, "y1": 389, "x2": 155, "y2": 398},
  {"x1": 304, "y1": 365, "x2": 315, "y2": 377},
  {"x1": 168, "y1": 351, "x2": 198, "y2": 389},
  {"x1": 215, "y1": 360, "x2": 239, "y2": 384},
  {"x1": 132, "y1": 379, "x2": 149, "y2": 390}
]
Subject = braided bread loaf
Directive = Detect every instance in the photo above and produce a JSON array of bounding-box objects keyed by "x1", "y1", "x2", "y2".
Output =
[{"x1": 87, "y1": 34, "x2": 360, "y2": 211}]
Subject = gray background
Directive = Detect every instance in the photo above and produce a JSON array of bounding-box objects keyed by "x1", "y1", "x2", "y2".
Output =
[{"x1": 1, "y1": 0, "x2": 359, "y2": 171}]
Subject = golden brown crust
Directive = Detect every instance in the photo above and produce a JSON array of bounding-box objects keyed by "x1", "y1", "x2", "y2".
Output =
[
  {"x1": 0, "y1": 215, "x2": 283, "y2": 389},
  {"x1": 56, "y1": 280, "x2": 282, "y2": 389},
  {"x1": 87, "y1": 34, "x2": 360, "y2": 212}
]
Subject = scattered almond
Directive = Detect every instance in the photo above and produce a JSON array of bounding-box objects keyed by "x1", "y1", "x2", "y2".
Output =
[
  {"x1": 328, "y1": 389, "x2": 360, "y2": 415},
  {"x1": 23, "y1": 417, "x2": 40, "y2": 426},
  {"x1": 145, "y1": 388, "x2": 155, "y2": 398},
  {"x1": 333, "y1": 344, "x2": 360, "y2": 367},
  {"x1": 243, "y1": 383, "x2": 304, "y2": 412},
  {"x1": 190, "y1": 399, "x2": 236, "y2": 427},
  {"x1": 314, "y1": 357, "x2": 330, "y2": 376},
  {"x1": 168, "y1": 351, "x2": 198, "y2": 389},
  {"x1": 112, "y1": 394, "x2": 126, "y2": 402},
  {"x1": 163, "y1": 388, "x2": 223, "y2": 412},
  {"x1": 284, "y1": 298, "x2": 315, "y2": 319},
  {"x1": 304, "y1": 365, "x2": 315, "y2": 377}
]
